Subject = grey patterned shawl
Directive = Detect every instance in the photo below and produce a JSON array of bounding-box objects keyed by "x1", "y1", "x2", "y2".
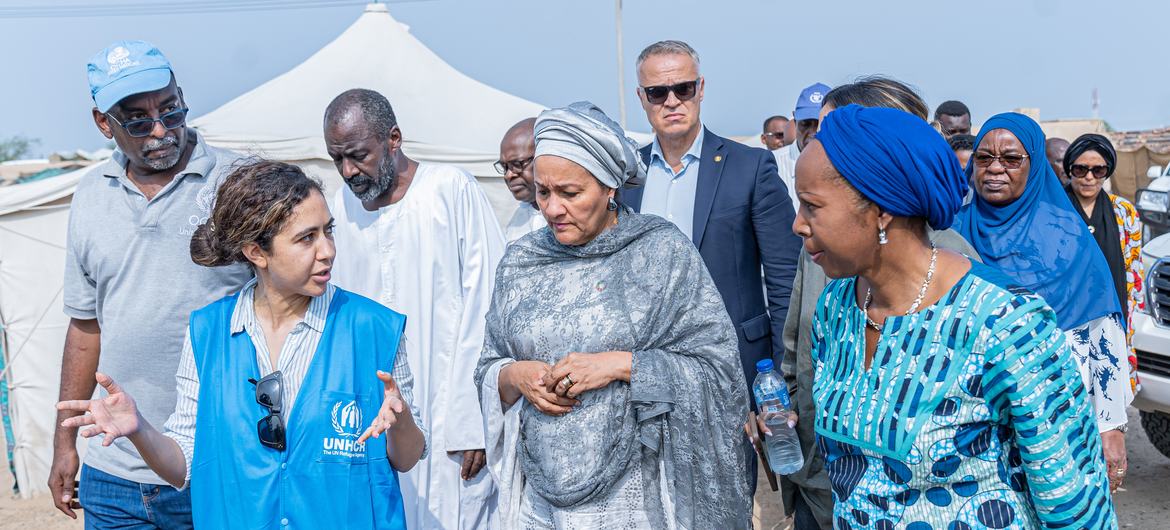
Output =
[{"x1": 473, "y1": 210, "x2": 751, "y2": 529}]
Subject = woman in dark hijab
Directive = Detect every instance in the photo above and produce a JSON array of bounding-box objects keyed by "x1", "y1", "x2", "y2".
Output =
[{"x1": 1064, "y1": 132, "x2": 1145, "y2": 405}]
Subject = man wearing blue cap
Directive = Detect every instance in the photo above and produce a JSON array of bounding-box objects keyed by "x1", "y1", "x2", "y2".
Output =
[
  {"x1": 774, "y1": 82, "x2": 830, "y2": 207},
  {"x1": 624, "y1": 39, "x2": 803, "y2": 497},
  {"x1": 49, "y1": 41, "x2": 251, "y2": 528}
]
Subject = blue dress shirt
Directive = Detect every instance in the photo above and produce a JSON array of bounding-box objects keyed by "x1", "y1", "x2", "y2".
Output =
[{"x1": 640, "y1": 127, "x2": 705, "y2": 240}]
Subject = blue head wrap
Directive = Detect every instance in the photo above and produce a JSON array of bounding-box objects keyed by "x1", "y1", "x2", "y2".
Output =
[
  {"x1": 817, "y1": 104, "x2": 969, "y2": 230},
  {"x1": 953, "y1": 112, "x2": 1122, "y2": 330}
]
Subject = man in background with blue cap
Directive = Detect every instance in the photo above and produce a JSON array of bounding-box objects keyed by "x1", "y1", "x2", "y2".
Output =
[
  {"x1": 774, "y1": 82, "x2": 830, "y2": 207},
  {"x1": 49, "y1": 41, "x2": 251, "y2": 528}
]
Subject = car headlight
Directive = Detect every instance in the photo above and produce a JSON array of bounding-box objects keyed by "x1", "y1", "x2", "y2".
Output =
[{"x1": 1138, "y1": 189, "x2": 1169, "y2": 212}]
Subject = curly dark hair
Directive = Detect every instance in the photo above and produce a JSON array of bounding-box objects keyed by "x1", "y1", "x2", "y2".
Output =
[{"x1": 190, "y1": 159, "x2": 323, "y2": 267}]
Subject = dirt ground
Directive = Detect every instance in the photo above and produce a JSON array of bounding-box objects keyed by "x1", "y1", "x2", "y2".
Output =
[{"x1": 1, "y1": 407, "x2": 1166, "y2": 529}]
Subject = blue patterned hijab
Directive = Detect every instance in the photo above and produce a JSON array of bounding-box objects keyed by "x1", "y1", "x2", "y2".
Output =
[{"x1": 954, "y1": 112, "x2": 1121, "y2": 330}]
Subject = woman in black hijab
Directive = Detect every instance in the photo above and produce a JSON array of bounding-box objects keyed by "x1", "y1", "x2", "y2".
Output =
[{"x1": 1064, "y1": 133, "x2": 1144, "y2": 397}]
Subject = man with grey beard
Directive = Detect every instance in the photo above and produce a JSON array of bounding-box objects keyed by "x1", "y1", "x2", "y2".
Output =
[
  {"x1": 325, "y1": 89, "x2": 504, "y2": 530},
  {"x1": 49, "y1": 41, "x2": 251, "y2": 528}
]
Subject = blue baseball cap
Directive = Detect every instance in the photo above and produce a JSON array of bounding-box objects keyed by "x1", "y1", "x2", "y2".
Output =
[
  {"x1": 87, "y1": 41, "x2": 174, "y2": 113},
  {"x1": 793, "y1": 82, "x2": 831, "y2": 121}
]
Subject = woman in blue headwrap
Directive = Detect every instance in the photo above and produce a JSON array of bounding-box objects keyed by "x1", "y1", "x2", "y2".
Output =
[
  {"x1": 955, "y1": 114, "x2": 1131, "y2": 496},
  {"x1": 794, "y1": 105, "x2": 1114, "y2": 529}
]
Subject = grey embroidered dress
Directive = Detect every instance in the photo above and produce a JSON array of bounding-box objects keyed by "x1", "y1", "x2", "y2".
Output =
[{"x1": 474, "y1": 211, "x2": 751, "y2": 530}]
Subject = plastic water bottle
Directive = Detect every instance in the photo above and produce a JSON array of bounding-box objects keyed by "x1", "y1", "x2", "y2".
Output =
[{"x1": 752, "y1": 359, "x2": 804, "y2": 475}]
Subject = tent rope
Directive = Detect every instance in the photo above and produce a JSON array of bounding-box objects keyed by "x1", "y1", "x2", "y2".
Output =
[
  {"x1": 0, "y1": 285, "x2": 64, "y2": 382},
  {"x1": 0, "y1": 224, "x2": 67, "y2": 250}
]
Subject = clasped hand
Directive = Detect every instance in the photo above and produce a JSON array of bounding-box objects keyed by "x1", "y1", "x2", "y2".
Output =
[{"x1": 503, "y1": 351, "x2": 632, "y2": 416}]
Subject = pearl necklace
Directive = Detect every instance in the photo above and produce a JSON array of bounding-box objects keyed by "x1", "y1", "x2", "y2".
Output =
[{"x1": 863, "y1": 243, "x2": 938, "y2": 333}]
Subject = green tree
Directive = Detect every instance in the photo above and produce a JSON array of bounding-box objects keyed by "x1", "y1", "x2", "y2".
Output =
[{"x1": 0, "y1": 135, "x2": 40, "y2": 163}]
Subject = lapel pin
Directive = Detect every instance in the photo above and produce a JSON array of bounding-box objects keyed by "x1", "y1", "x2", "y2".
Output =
[{"x1": 714, "y1": 155, "x2": 723, "y2": 163}]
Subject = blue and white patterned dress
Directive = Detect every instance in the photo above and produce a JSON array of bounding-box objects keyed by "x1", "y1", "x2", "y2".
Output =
[
  {"x1": 811, "y1": 262, "x2": 1115, "y2": 529},
  {"x1": 1065, "y1": 315, "x2": 1132, "y2": 432}
]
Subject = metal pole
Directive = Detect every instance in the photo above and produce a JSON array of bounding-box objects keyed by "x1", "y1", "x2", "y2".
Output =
[{"x1": 615, "y1": 0, "x2": 627, "y2": 128}]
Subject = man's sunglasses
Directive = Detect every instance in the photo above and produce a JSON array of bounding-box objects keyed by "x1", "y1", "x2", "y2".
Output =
[
  {"x1": 1070, "y1": 164, "x2": 1110, "y2": 180},
  {"x1": 248, "y1": 371, "x2": 285, "y2": 451},
  {"x1": 107, "y1": 108, "x2": 189, "y2": 138},
  {"x1": 640, "y1": 79, "x2": 700, "y2": 105},
  {"x1": 494, "y1": 157, "x2": 533, "y2": 175},
  {"x1": 763, "y1": 132, "x2": 785, "y2": 139},
  {"x1": 973, "y1": 153, "x2": 1029, "y2": 170}
]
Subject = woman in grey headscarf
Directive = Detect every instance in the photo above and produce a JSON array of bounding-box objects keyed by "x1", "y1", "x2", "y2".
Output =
[{"x1": 474, "y1": 102, "x2": 751, "y2": 529}]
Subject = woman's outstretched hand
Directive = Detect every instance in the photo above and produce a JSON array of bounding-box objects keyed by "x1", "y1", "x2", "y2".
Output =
[
  {"x1": 56, "y1": 372, "x2": 141, "y2": 447},
  {"x1": 358, "y1": 370, "x2": 407, "y2": 444}
]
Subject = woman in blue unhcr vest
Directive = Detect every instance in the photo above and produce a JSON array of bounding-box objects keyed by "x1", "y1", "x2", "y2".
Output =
[{"x1": 57, "y1": 160, "x2": 426, "y2": 529}]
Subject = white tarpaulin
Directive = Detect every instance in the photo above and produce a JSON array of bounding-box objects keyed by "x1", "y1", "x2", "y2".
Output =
[
  {"x1": 0, "y1": 168, "x2": 81, "y2": 498},
  {"x1": 190, "y1": 3, "x2": 548, "y2": 178}
]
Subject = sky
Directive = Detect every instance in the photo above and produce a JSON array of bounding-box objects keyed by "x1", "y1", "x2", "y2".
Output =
[{"x1": 3, "y1": 0, "x2": 1170, "y2": 156}]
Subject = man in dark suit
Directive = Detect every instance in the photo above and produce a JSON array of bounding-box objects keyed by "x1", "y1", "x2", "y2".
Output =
[{"x1": 622, "y1": 39, "x2": 803, "y2": 492}]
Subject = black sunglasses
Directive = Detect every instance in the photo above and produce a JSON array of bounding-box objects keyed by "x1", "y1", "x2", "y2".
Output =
[
  {"x1": 763, "y1": 132, "x2": 784, "y2": 139},
  {"x1": 640, "y1": 79, "x2": 699, "y2": 105},
  {"x1": 1070, "y1": 164, "x2": 1110, "y2": 180},
  {"x1": 494, "y1": 157, "x2": 533, "y2": 175},
  {"x1": 107, "y1": 108, "x2": 189, "y2": 138},
  {"x1": 973, "y1": 152, "x2": 1029, "y2": 170},
  {"x1": 248, "y1": 371, "x2": 285, "y2": 451}
]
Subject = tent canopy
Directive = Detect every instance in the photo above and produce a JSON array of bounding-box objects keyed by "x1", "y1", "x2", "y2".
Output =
[{"x1": 190, "y1": 3, "x2": 547, "y2": 177}]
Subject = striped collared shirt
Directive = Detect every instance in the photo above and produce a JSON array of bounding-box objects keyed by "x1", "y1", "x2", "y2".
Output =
[{"x1": 162, "y1": 279, "x2": 428, "y2": 487}]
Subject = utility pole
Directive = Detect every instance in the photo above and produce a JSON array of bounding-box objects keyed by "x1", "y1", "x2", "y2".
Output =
[{"x1": 615, "y1": 0, "x2": 627, "y2": 128}]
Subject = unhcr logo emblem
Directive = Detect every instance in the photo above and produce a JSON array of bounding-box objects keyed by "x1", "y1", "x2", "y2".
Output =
[
  {"x1": 331, "y1": 400, "x2": 363, "y2": 438},
  {"x1": 323, "y1": 400, "x2": 366, "y2": 459}
]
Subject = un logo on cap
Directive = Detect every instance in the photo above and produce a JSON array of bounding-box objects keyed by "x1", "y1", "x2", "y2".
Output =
[
  {"x1": 810, "y1": 92, "x2": 824, "y2": 104},
  {"x1": 107, "y1": 46, "x2": 130, "y2": 64},
  {"x1": 331, "y1": 400, "x2": 363, "y2": 438}
]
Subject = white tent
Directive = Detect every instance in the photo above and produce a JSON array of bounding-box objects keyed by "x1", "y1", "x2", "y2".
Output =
[
  {"x1": 0, "y1": 169, "x2": 83, "y2": 498},
  {"x1": 0, "y1": 2, "x2": 582, "y2": 498},
  {"x1": 191, "y1": 2, "x2": 551, "y2": 221}
]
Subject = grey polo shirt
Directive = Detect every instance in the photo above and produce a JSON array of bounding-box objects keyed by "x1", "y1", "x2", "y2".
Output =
[{"x1": 63, "y1": 132, "x2": 252, "y2": 485}]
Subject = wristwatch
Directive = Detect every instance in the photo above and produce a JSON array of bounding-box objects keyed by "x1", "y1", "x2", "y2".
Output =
[{"x1": 1113, "y1": 424, "x2": 1128, "y2": 434}]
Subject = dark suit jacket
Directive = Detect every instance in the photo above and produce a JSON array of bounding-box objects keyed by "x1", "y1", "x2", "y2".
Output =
[{"x1": 623, "y1": 128, "x2": 802, "y2": 389}]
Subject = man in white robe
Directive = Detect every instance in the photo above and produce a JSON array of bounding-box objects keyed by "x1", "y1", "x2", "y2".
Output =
[
  {"x1": 323, "y1": 89, "x2": 503, "y2": 530},
  {"x1": 497, "y1": 117, "x2": 545, "y2": 243}
]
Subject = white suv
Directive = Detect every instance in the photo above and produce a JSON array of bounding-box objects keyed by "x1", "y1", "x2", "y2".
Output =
[{"x1": 1132, "y1": 233, "x2": 1170, "y2": 459}]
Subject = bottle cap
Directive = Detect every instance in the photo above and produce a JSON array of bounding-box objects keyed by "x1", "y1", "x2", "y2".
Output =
[{"x1": 755, "y1": 359, "x2": 774, "y2": 373}]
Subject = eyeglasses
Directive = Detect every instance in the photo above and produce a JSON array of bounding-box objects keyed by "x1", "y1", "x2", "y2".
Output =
[
  {"x1": 763, "y1": 132, "x2": 785, "y2": 139},
  {"x1": 494, "y1": 157, "x2": 533, "y2": 175},
  {"x1": 1070, "y1": 164, "x2": 1110, "y2": 180},
  {"x1": 640, "y1": 79, "x2": 700, "y2": 105},
  {"x1": 106, "y1": 108, "x2": 189, "y2": 138},
  {"x1": 973, "y1": 152, "x2": 1029, "y2": 169},
  {"x1": 248, "y1": 371, "x2": 285, "y2": 451}
]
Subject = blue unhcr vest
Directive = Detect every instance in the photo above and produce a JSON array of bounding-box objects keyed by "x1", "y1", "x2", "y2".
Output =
[{"x1": 188, "y1": 287, "x2": 408, "y2": 530}]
